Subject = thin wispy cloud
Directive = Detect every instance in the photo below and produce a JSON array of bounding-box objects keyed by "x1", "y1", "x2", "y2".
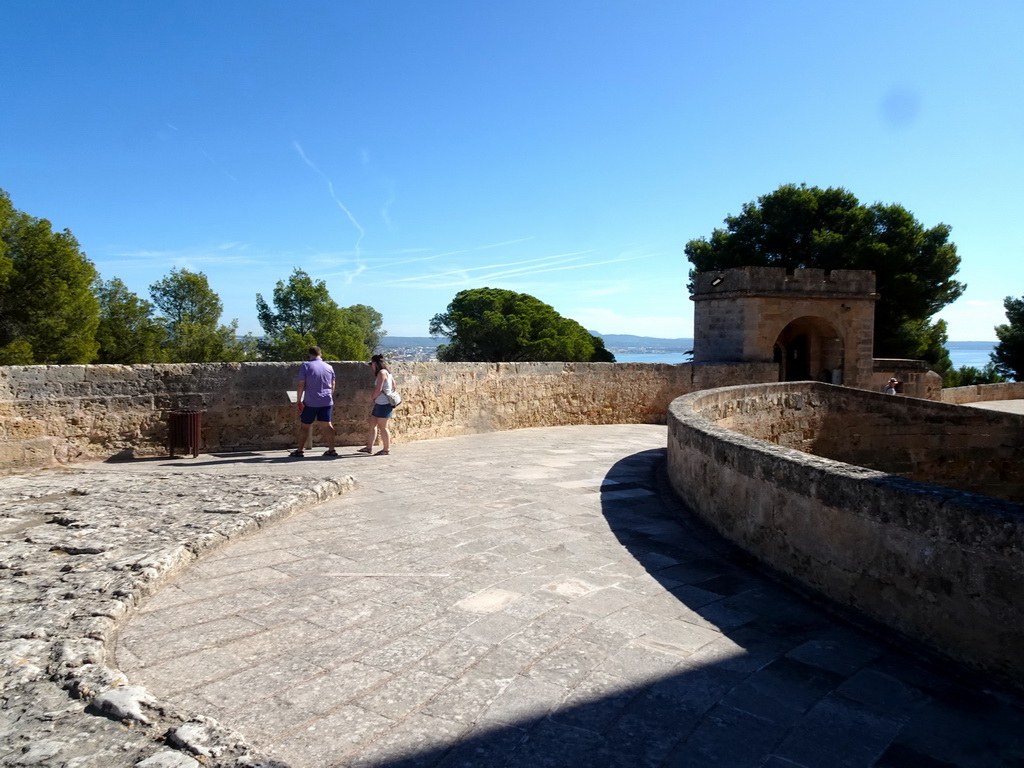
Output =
[
  {"x1": 375, "y1": 237, "x2": 538, "y2": 269},
  {"x1": 380, "y1": 189, "x2": 396, "y2": 229},
  {"x1": 335, "y1": 264, "x2": 368, "y2": 285},
  {"x1": 293, "y1": 141, "x2": 366, "y2": 258},
  {"x1": 377, "y1": 251, "x2": 593, "y2": 287},
  {"x1": 370, "y1": 251, "x2": 656, "y2": 290},
  {"x1": 314, "y1": 237, "x2": 539, "y2": 279},
  {"x1": 201, "y1": 149, "x2": 239, "y2": 183},
  {"x1": 478, "y1": 253, "x2": 656, "y2": 282},
  {"x1": 103, "y1": 244, "x2": 265, "y2": 270}
]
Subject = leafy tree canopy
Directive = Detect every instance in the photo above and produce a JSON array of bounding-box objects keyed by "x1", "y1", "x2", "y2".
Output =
[
  {"x1": 0, "y1": 188, "x2": 100, "y2": 364},
  {"x1": 346, "y1": 303, "x2": 386, "y2": 354},
  {"x1": 149, "y1": 268, "x2": 250, "y2": 363},
  {"x1": 992, "y1": 295, "x2": 1024, "y2": 381},
  {"x1": 94, "y1": 278, "x2": 168, "y2": 364},
  {"x1": 943, "y1": 363, "x2": 1006, "y2": 388},
  {"x1": 684, "y1": 184, "x2": 966, "y2": 365},
  {"x1": 428, "y1": 287, "x2": 615, "y2": 363},
  {"x1": 256, "y1": 268, "x2": 378, "y2": 361}
]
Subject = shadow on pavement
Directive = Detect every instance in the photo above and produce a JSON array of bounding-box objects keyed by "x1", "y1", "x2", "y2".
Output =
[
  {"x1": 103, "y1": 452, "x2": 368, "y2": 468},
  {"x1": 357, "y1": 448, "x2": 1024, "y2": 767}
]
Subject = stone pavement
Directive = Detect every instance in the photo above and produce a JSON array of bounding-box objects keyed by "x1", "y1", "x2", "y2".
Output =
[
  {"x1": 101, "y1": 424, "x2": 1024, "y2": 768},
  {"x1": 1, "y1": 460, "x2": 353, "y2": 767},
  {"x1": 963, "y1": 398, "x2": 1024, "y2": 415}
]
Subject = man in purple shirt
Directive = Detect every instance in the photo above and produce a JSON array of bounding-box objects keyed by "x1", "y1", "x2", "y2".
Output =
[{"x1": 291, "y1": 346, "x2": 337, "y2": 457}]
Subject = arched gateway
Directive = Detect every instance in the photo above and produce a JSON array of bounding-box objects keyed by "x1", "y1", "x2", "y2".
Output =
[{"x1": 690, "y1": 266, "x2": 877, "y2": 389}]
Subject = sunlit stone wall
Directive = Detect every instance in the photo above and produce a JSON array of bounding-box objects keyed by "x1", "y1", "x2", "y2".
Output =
[
  {"x1": 0, "y1": 360, "x2": 773, "y2": 472},
  {"x1": 666, "y1": 381, "x2": 1024, "y2": 692}
]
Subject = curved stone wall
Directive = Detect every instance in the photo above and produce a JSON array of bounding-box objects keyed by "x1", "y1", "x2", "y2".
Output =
[
  {"x1": 666, "y1": 382, "x2": 1024, "y2": 691},
  {"x1": 940, "y1": 380, "x2": 1024, "y2": 405},
  {"x1": 0, "y1": 360, "x2": 774, "y2": 473}
]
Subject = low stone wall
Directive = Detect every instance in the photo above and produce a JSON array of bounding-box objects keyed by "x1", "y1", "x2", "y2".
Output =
[
  {"x1": 870, "y1": 358, "x2": 942, "y2": 400},
  {"x1": 702, "y1": 382, "x2": 1024, "y2": 502},
  {"x1": 666, "y1": 382, "x2": 1024, "y2": 691},
  {"x1": 0, "y1": 360, "x2": 775, "y2": 473},
  {"x1": 940, "y1": 380, "x2": 1024, "y2": 405}
]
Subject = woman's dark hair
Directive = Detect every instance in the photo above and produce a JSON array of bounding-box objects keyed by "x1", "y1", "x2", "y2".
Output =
[{"x1": 370, "y1": 353, "x2": 389, "y2": 371}]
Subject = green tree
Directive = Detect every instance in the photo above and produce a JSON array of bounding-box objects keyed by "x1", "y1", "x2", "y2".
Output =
[
  {"x1": 684, "y1": 184, "x2": 966, "y2": 365},
  {"x1": 428, "y1": 287, "x2": 615, "y2": 362},
  {"x1": 992, "y1": 295, "x2": 1024, "y2": 381},
  {"x1": 346, "y1": 303, "x2": 386, "y2": 353},
  {"x1": 149, "y1": 268, "x2": 248, "y2": 363},
  {"x1": 256, "y1": 268, "x2": 373, "y2": 361},
  {"x1": 94, "y1": 278, "x2": 168, "y2": 364},
  {"x1": 0, "y1": 188, "x2": 100, "y2": 364},
  {"x1": 943, "y1": 363, "x2": 1006, "y2": 388}
]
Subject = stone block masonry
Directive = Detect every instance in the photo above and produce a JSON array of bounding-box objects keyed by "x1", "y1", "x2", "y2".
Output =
[
  {"x1": 0, "y1": 360, "x2": 776, "y2": 474},
  {"x1": 667, "y1": 381, "x2": 1024, "y2": 693},
  {"x1": 941, "y1": 380, "x2": 1024, "y2": 405}
]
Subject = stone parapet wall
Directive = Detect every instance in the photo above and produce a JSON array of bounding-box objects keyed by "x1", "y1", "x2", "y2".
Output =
[
  {"x1": 0, "y1": 360, "x2": 775, "y2": 473},
  {"x1": 690, "y1": 267, "x2": 878, "y2": 296},
  {"x1": 940, "y1": 381, "x2": 1024, "y2": 405},
  {"x1": 666, "y1": 382, "x2": 1024, "y2": 692},
  {"x1": 689, "y1": 267, "x2": 878, "y2": 389},
  {"x1": 704, "y1": 382, "x2": 1024, "y2": 502},
  {"x1": 870, "y1": 359, "x2": 942, "y2": 400}
]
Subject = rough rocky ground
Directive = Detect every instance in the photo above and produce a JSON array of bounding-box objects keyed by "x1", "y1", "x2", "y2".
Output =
[{"x1": 0, "y1": 465, "x2": 352, "y2": 767}]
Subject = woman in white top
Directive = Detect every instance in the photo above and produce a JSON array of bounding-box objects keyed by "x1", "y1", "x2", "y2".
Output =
[{"x1": 359, "y1": 353, "x2": 394, "y2": 455}]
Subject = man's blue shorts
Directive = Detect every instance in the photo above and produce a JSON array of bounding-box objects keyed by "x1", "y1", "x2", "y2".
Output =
[{"x1": 300, "y1": 405, "x2": 333, "y2": 425}]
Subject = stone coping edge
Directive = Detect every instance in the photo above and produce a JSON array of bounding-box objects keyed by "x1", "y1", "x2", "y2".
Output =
[{"x1": 666, "y1": 382, "x2": 1024, "y2": 694}]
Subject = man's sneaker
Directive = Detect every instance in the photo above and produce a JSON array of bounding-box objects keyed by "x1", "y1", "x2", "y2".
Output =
[
  {"x1": 323, "y1": 448, "x2": 338, "y2": 457},
  {"x1": 289, "y1": 449, "x2": 305, "y2": 458}
]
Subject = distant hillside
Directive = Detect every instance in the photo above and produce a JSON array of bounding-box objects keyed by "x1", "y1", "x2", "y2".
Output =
[
  {"x1": 380, "y1": 334, "x2": 694, "y2": 351},
  {"x1": 379, "y1": 336, "x2": 444, "y2": 348},
  {"x1": 591, "y1": 333, "x2": 694, "y2": 350}
]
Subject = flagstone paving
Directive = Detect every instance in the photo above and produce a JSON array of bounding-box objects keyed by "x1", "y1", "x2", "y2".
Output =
[{"x1": 114, "y1": 424, "x2": 1024, "y2": 768}]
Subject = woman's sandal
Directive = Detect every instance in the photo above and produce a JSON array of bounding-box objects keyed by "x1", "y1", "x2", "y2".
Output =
[
  {"x1": 375, "y1": 449, "x2": 390, "y2": 455},
  {"x1": 357, "y1": 446, "x2": 372, "y2": 453}
]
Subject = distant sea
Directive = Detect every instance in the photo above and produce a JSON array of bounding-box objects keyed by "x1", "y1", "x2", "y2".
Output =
[
  {"x1": 609, "y1": 340, "x2": 996, "y2": 368},
  {"x1": 945, "y1": 341, "x2": 997, "y2": 369},
  {"x1": 382, "y1": 336, "x2": 997, "y2": 368}
]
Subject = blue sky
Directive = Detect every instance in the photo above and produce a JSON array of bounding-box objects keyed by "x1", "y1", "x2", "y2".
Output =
[{"x1": 3, "y1": 1, "x2": 1020, "y2": 341}]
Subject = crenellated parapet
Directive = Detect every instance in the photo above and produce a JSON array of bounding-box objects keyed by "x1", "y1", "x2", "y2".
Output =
[
  {"x1": 691, "y1": 266, "x2": 878, "y2": 298},
  {"x1": 690, "y1": 266, "x2": 878, "y2": 388}
]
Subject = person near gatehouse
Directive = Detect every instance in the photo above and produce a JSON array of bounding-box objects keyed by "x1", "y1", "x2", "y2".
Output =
[
  {"x1": 883, "y1": 377, "x2": 900, "y2": 395},
  {"x1": 291, "y1": 346, "x2": 337, "y2": 458},
  {"x1": 359, "y1": 353, "x2": 395, "y2": 456}
]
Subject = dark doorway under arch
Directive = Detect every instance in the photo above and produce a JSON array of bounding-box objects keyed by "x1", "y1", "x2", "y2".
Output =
[{"x1": 775, "y1": 317, "x2": 844, "y2": 383}]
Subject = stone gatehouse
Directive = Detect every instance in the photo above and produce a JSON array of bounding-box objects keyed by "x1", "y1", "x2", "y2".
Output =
[{"x1": 690, "y1": 266, "x2": 936, "y2": 395}]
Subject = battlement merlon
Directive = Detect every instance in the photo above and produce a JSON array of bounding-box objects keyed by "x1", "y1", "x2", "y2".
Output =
[{"x1": 690, "y1": 266, "x2": 878, "y2": 300}]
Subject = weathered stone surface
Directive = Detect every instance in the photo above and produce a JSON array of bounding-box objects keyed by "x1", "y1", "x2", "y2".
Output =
[
  {"x1": 90, "y1": 686, "x2": 160, "y2": 724},
  {"x1": 667, "y1": 381, "x2": 1024, "y2": 692},
  {"x1": 691, "y1": 267, "x2": 878, "y2": 389},
  {"x1": 942, "y1": 380, "x2": 1024, "y2": 405},
  {"x1": 0, "y1": 361, "x2": 754, "y2": 474},
  {"x1": 135, "y1": 752, "x2": 201, "y2": 768},
  {"x1": 0, "y1": 467, "x2": 354, "y2": 767}
]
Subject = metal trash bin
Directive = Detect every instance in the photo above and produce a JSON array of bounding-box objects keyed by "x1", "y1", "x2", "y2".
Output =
[{"x1": 168, "y1": 409, "x2": 203, "y2": 458}]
